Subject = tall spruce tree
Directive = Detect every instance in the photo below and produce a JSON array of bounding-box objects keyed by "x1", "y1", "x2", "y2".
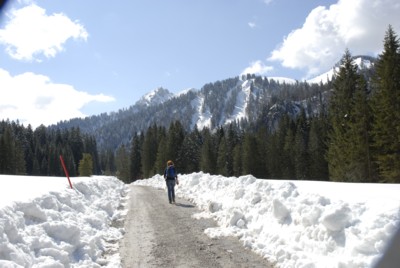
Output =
[
  {"x1": 141, "y1": 124, "x2": 159, "y2": 178},
  {"x1": 116, "y1": 144, "x2": 130, "y2": 182},
  {"x1": 166, "y1": 121, "x2": 185, "y2": 164},
  {"x1": 347, "y1": 75, "x2": 374, "y2": 181},
  {"x1": 294, "y1": 109, "x2": 310, "y2": 180},
  {"x1": 327, "y1": 49, "x2": 371, "y2": 182},
  {"x1": 130, "y1": 133, "x2": 142, "y2": 181},
  {"x1": 216, "y1": 136, "x2": 228, "y2": 176},
  {"x1": 179, "y1": 126, "x2": 201, "y2": 174},
  {"x1": 232, "y1": 143, "x2": 243, "y2": 176},
  {"x1": 155, "y1": 132, "x2": 168, "y2": 174},
  {"x1": 308, "y1": 117, "x2": 329, "y2": 180},
  {"x1": 79, "y1": 153, "x2": 94, "y2": 177},
  {"x1": 199, "y1": 128, "x2": 216, "y2": 174},
  {"x1": 242, "y1": 133, "x2": 263, "y2": 178},
  {"x1": 371, "y1": 25, "x2": 400, "y2": 182}
]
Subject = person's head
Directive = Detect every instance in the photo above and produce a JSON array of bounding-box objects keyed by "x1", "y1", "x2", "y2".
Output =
[{"x1": 167, "y1": 160, "x2": 174, "y2": 166}]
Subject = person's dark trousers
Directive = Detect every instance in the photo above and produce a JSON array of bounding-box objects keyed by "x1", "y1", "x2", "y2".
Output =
[{"x1": 166, "y1": 179, "x2": 176, "y2": 203}]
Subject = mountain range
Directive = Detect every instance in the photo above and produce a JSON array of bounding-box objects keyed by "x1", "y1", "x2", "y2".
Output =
[{"x1": 52, "y1": 56, "x2": 375, "y2": 151}]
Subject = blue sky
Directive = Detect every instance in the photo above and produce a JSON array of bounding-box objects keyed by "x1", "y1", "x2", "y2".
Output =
[{"x1": 1, "y1": 0, "x2": 399, "y2": 128}]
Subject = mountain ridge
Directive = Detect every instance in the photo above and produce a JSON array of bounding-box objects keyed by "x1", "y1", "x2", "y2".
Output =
[{"x1": 52, "y1": 55, "x2": 375, "y2": 150}]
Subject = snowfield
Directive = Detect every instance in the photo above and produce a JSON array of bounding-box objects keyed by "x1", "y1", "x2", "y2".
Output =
[
  {"x1": 0, "y1": 175, "x2": 128, "y2": 267},
  {"x1": 1, "y1": 173, "x2": 399, "y2": 268},
  {"x1": 135, "y1": 173, "x2": 400, "y2": 268}
]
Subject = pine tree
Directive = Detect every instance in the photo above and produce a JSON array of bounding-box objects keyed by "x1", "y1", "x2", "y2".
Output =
[
  {"x1": 69, "y1": 127, "x2": 84, "y2": 175},
  {"x1": 216, "y1": 136, "x2": 228, "y2": 176},
  {"x1": 294, "y1": 109, "x2": 310, "y2": 180},
  {"x1": 79, "y1": 153, "x2": 93, "y2": 177},
  {"x1": 308, "y1": 117, "x2": 329, "y2": 180},
  {"x1": 370, "y1": 25, "x2": 400, "y2": 182},
  {"x1": 233, "y1": 143, "x2": 243, "y2": 176},
  {"x1": 141, "y1": 125, "x2": 159, "y2": 178},
  {"x1": 347, "y1": 76, "x2": 374, "y2": 181},
  {"x1": 166, "y1": 121, "x2": 185, "y2": 163},
  {"x1": 155, "y1": 133, "x2": 168, "y2": 175},
  {"x1": 282, "y1": 119, "x2": 295, "y2": 179},
  {"x1": 226, "y1": 123, "x2": 238, "y2": 176},
  {"x1": 179, "y1": 126, "x2": 201, "y2": 174},
  {"x1": 116, "y1": 144, "x2": 130, "y2": 182},
  {"x1": 130, "y1": 133, "x2": 142, "y2": 181},
  {"x1": 199, "y1": 128, "x2": 216, "y2": 174},
  {"x1": 255, "y1": 126, "x2": 269, "y2": 178},
  {"x1": 242, "y1": 133, "x2": 263, "y2": 178},
  {"x1": 327, "y1": 49, "x2": 371, "y2": 182}
]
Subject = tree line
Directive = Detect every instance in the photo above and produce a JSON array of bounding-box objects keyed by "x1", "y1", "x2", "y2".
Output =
[
  {"x1": 115, "y1": 26, "x2": 400, "y2": 184},
  {"x1": 1, "y1": 26, "x2": 399, "y2": 183},
  {"x1": 0, "y1": 122, "x2": 104, "y2": 177}
]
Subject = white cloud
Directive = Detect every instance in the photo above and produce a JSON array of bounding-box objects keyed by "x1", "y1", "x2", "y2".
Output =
[
  {"x1": 0, "y1": 68, "x2": 115, "y2": 128},
  {"x1": 0, "y1": 3, "x2": 88, "y2": 61},
  {"x1": 241, "y1": 60, "x2": 273, "y2": 76},
  {"x1": 248, "y1": 22, "x2": 257, "y2": 28},
  {"x1": 269, "y1": 0, "x2": 400, "y2": 78}
]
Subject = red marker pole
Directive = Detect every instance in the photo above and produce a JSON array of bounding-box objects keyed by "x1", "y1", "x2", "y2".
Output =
[{"x1": 60, "y1": 155, "x2": 73, "y2": 189}]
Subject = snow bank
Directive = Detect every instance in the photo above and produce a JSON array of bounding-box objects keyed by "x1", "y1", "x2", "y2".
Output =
[
  {"x1": 134, "y1": 173, "x2": 400, "y2": 268},
  {"x1": 0, "y1": 175, "x2": 128, "y2": 267}
]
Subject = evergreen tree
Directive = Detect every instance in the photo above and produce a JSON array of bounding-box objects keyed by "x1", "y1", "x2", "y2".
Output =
[
  {"x1": 141, "y1": 124, "x2": 159, "y2": 178},
  {"x1": 179, "y1": 126, "x2": 201, "y2": 174},
  {"x1": 100, "y1": 149, "x2": 116, "y2": 175},
  {"x1": 256, "y1": 126, "x2": 269, "y2": 178},
  {"x1": 130, "y1": 133, "x2": 142, "y2": 181},
  {"x1": 199, "y1": 128, "x2": 216, "y2": 174},
  {"x1": 216, "y1": 136, "x2": 228, "y2": 176},
  {"x1": 79, "y1": 153, "x2": 93, "y2": 177},
  {"x1": 370, "y1": 25, "x2": 400, "y2": 182},
  {"x1": 327, "y1": 49, "x2": 371, "y2": 182},
  {"x1": 116, "y1": 144, "x2": 130, "y2": 182},
  {"x1": 166, "y1": 121, "x2": 185, "y2": 163},
  {"x1": 155, "y1": 132, "x2": 168, "y2": 174},
  {"x1": 308, "y1": 117, "x2": 329, "y2": 180},
  {"x1": 282, "y1": 118, "x2": 295, "y2": 179},
  {"x1": 347, "y1": 76, "x2": 374, "y2": 181},
  {"x1": 233, "y1": 143, "x2": 243, "y2": 176},
  {"x1": 242, "y1": 133, "x2": 263, "y2": 177},
  {"x1": 69, "y1": 127, "x2": 84, "y2": 176},
  {"x1": 226, "y1": 123, "x2": 238, "y2": 176},
  {"x1": 294, "y1": 109, "x2": 310, "y2": 180}
]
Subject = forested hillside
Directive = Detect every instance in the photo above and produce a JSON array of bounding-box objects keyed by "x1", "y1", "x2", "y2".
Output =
[{"x1": 1, "y1": 26, "x2": 399, "y2": 183}]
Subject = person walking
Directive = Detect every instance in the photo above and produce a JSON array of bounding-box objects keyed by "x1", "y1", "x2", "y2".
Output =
[{"x1": 164, "y1": 160, "x2": 178, "y2": 204}]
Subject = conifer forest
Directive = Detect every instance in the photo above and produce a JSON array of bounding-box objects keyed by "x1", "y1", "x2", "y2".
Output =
[{"x1": 1, "y1": 26, "x2": 399, "y2": 184}]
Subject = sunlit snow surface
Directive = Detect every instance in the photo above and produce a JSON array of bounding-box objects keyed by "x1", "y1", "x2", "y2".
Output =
[
  {"x1": 0, "y1": 175, "x2": 127, "y2": 267},
  {"x1": 135, "y1": 173, "x2": 400, "y2": 268},
  {"x1": 1, "y1": 173, "x2": 399, "y2": 267}
]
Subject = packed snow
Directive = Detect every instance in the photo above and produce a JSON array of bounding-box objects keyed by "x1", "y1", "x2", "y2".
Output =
[
  {"x1": 135, "y1": 173, "x2": 400, "y2": 268},
  {"x1": 1, "y1": 173, "x2": 399, "y2": 267},
  {"x1": 0, "y1": 175, "x2": 128, "y2": 267}
]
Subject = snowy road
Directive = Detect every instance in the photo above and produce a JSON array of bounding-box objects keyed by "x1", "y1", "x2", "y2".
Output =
[{"x1": 119, "y1": 185, "x2": 273, "y2": 268}]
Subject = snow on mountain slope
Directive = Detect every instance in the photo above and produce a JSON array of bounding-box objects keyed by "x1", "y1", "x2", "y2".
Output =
[
  {"x1": 307, "y1": 55, "x2": 375, "y2": 84},
  {"x1": 135, "y1": 87, "x2": 174, "y2": 107},
  {"x1": 268, "y1": 76, "x2": 297, "y2": 84},
  {"x1": 222, "y1": 83, "x2": 247, "y2": 125},
  {"x1": 193, "y1": 93, "x2": 212, "y2": 130},
  {"x1": 177, "y1": 87, "x2": 198, "y2": 97}
]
